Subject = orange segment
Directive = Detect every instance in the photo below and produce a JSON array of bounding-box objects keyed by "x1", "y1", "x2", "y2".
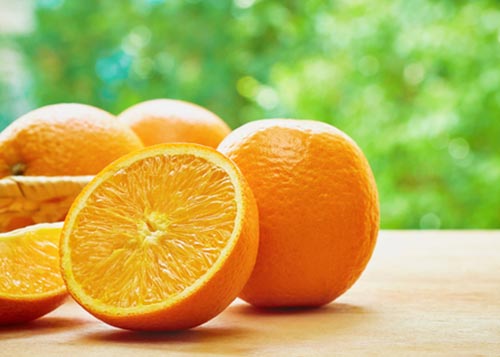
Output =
[
  {"x1": 0, "y1": 223, "x2": 67, "y2": 325},
  {"x1": 60, "y1": 143, "x2": 259, "y2": 331}
]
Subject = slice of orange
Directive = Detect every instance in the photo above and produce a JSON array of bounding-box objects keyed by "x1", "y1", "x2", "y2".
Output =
[
  {"x1": 60, "y1": 143, "x2": 259, "y2": 331},
  {"x1": 0, "y1": 223, "x2": 67, "y2": 325}
]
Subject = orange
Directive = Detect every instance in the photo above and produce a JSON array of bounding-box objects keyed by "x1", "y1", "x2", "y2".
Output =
[
  {"x1": 60, "y1": 143, "x2": 259, "y2": 330},
  {"x1": 117, "y1": 99, "x2": 231, "y2": 148},
  {"x1": 0, "y1": 103, "x2": 144, "y2": 177},
  {"x1": 218, "y1": 119, "x2": 379, "y2": 307},
  {"x1": 0, "y1": 222, "x2": 67, "y2": 325}
]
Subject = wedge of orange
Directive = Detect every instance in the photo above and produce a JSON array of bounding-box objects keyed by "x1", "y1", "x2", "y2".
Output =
[
  {"x1": 0, "y1": 222, "x2": 67, "y2": 325},
  {"x1": 60, "y1": 144, "x2": 259, "y2": 331}
]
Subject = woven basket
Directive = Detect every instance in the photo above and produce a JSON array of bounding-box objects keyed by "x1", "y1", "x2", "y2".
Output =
[{"x1": 0, "y1": 176, "x2": 93, "y2": 232}]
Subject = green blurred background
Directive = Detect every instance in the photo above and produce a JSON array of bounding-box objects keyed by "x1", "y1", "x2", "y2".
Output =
[{"x1": 1, "y1": 0, "x2": 499, "y2": 229}]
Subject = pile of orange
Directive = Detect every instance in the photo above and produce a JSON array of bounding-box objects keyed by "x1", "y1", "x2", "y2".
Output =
[{"x1": 0, "y1": 99, "x2": 379, "y2": 330}]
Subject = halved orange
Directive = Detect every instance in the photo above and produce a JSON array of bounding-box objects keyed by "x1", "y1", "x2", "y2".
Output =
[
  {"x1": 0, "y1": 222, "x2": 67, "y2": 325},
  {"x1": 60, "y1": 144, "x2": 259, "y2": 331}
]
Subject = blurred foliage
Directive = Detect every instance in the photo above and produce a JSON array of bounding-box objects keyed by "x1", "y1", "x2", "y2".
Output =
[{"x1": 1, "y1": 0, "x2": 500, "y2": 228}]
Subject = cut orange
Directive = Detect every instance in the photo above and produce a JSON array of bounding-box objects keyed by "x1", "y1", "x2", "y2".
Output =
[
  {"x1": 0, "y1": 223, "x2": 67, "y2": 325},
  {"x1": 60, "y1": 144, "x2": 259, "y2": 331}
]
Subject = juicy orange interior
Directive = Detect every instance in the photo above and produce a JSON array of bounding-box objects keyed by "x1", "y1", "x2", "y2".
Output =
[
  {"x1": 69, "y1": 154, "x2": 237, "y2": 308},
  {"x1": 0, "y1": 224, "x2": 64, "y2": 296}
]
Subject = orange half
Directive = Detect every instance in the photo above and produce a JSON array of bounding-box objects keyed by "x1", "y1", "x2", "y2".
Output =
[
  {"x1": 0, "y1": 223, "x2": 67, "y2": 325},
  {"x1": 60, "y1": 144, "x2": 259, "y2": 331}
]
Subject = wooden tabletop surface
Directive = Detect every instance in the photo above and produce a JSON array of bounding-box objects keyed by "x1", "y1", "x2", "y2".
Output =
[{"x1": 1, "y1": 231, "x2": 499, "y2": 356}]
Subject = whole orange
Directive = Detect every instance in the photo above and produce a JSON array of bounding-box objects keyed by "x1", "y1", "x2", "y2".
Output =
[
  {"x1": 218, "y1": 119, "x2": 379, "y2": 307},
  {"x1": 0, "y1": 103, "x2": 144, "y2": 177},
  {"x1": 117, "y1": 99, "x2": 231, "y2": 148}
]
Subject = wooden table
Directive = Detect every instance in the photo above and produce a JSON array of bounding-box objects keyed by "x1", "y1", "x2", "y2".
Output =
[{"x1": 2, "y1": 231, "x2": 499, "y2": 356}]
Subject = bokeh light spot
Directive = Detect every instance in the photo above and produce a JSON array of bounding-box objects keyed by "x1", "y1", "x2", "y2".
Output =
[
  {"x1": 404, "y1": 63, "x2": 425, "y2": 86},
  {"x1": 95, "y1": 51, "x2": 132, "y2": 82},
  {"x1": 420, "y1": 213, "x2": 441, "y2": 229},
  {"x1": 448, "y1": 137, "x2": 470, "y2": 160},
  {"x1": 122, "y1": 26, "x2": 152, "y2": 55},
  {"x1": 237, "y1": 76, "x2": 259, "y2": 98},
  {"x1": 234, "y1": 0, "x2": 256, "y2": 9},
  {"x1": 133, "y1": 57, "x2": 154, "y2": 78},
  {"x1": 256, "y1": 87, "x2": 279, "y2": 110},
  {"x1": 37, "y1": 0, "x2": 64, "y2": 9}
]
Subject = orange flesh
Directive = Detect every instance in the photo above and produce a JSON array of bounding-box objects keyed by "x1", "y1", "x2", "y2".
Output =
[
  {"x1": 68, "y1": 154, "x2": 237, "y2": 308},
  {"x1": 0, "y1": 224, "x2": 64, "y2": 296}
]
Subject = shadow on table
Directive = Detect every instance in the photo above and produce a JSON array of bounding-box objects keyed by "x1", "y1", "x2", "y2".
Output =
[
  {"x1": 79, "y1": 325, "x2": 256, "y2": 355},
  {"x1": 0, "y1": 316, "x2": 91, "y2": 339},
  {"x1": 84, "y1": 325, "x2": 250, "y2": 344},
  {"x1": 78, "y1": 301, "x2": 374, "y2": 356},
  {"x1": 231, "y1": 301, "x2": 369, "y2": 316}
]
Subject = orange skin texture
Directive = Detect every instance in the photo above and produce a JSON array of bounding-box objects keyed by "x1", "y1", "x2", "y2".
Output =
[
  {"x1": 0, "y1": 293, "x2": 67, "y2": 325},
  {"x1": 118, "y1": 99, "x2": 231, "y2": 148},
  {"x1": 60, "y1": 144, "x2": 259, "y2": 330},
  {"x1": 218, "y1": 119, "x2": 380, "y2": 307},
  {"x1": 0, "y1": 103, "x2": 144, "y2": 177}
]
